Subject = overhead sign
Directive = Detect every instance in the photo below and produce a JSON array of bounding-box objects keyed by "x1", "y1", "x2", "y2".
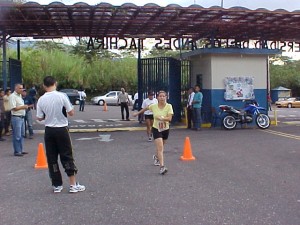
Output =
[{"x1": 87, "y1": 37, "x2": 300, "y2": 52}]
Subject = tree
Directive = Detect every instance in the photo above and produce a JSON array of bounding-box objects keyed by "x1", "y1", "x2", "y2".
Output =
[{"x1": 270, "y1": 56, "x2": 300, "y2": 96}]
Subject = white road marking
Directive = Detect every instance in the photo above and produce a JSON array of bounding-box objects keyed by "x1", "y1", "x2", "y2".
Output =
[
  {"x1": 99, "y1": 134, "x2": 113, "y2": 142},
  {"x1": 76, "y1": 137, "x2": 100, "y2": 141},
  {"x1": 90, "y1": 119, "x2": 105, "y2": 123},
  {"x1": 73, "y1": 120, "x2": 87, "y2": 123},
  {"x1": 76, "y1": 134, "x2": 113, "y2": 142}
]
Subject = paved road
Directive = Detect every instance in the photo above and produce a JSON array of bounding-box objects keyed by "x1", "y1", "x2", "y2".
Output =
[{"x1": 1, "y1": 105, "x2": 300, "y2": 225}]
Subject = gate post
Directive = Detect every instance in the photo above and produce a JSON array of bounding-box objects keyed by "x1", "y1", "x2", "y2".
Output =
[
  {"x1": 137, "y1": 38, "x2": 143, "y2": 110},
  {"x1": 2, "y1": 32, "x2": 7, "y2": 90}
]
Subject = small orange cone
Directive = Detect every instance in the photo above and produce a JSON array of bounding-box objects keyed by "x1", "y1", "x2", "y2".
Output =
[
  {"x1": 103, "y1": 102, "x2": 108, "y2": 111},
  {"x1": 34, "y1": 143, "x2": 48, "y2": 169},
  {"x1": 180, "y1": 137, "x2": 196, "y2": 161}
]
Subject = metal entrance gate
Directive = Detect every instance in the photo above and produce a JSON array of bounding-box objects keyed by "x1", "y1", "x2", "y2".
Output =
[
  {"x1": 140, "y1": 57, "x2": 190, "y2": 122},
  {"x1": 9, "y1": 58, "x2": 22, "y2": 90}
]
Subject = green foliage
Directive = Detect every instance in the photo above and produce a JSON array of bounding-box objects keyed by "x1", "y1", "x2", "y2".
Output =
[
  {"x1": 3, "y1": 42, "x2": 138, "y2": 94},
  {"x1": 270, "y1": 56, "x2": 300, "y2": 96}
]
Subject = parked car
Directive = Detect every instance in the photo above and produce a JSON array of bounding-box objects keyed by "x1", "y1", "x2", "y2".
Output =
[
  {"x1": 91, "y1": 91, "x2": 133, "y2": 106},
  {"x1": 59, "y1": 89, "x2": 80, "y2": 105},
  {"x1": 275, "y1": 97, "x2": 300, "y2": 108}
]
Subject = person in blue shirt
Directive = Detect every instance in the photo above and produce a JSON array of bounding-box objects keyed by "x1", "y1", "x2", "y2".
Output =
[
  {"x1": 22, "y1": 89, "x2": 34, "y2": 138},
  {"x1": 192, "y1": 85, "x2": 203, "y2": 131}
]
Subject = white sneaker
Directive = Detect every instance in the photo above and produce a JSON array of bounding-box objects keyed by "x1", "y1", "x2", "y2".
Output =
[
  {"x1": 53, "y1": 186, "x2": 63, "y2": 193},
  {"x1": 160, "y1": 166, "x2": 168, "y2": 175},
  {"x1": 69, "y1": 182, "x2": 86, "y2": 193},
  {"x1": 153, "y1": 155, "x2": 160, "y2": 166},
  {"x1": 148, "y1": 137, "x2": 152, "y2": 142}
]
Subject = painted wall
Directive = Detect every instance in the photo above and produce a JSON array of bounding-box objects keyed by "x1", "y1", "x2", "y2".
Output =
[
  {"x1": 211, "y1": 54, "x2": 268, "y2": 89},
  {"x1": 190, "y1": 55, "x2": 211, "y2": 89}
]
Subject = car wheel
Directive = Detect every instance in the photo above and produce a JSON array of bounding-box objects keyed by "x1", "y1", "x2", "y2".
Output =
[
  {"x1": 287, "y1": 103, "x2": 292, "y2": 108},
  {"x1": 75, "y1": 100, "x2": 80, "y2": 105},
  {"x1": 98, "y1": 100, "x2": 105, "y2": 106}
]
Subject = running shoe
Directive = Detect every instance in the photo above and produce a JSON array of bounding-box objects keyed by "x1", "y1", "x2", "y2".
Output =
[
  {"x1": 53, "y1": 186, "x2": 63, "y2": 193},
  {"x1": 69, "y1": 182, "x2": 86, "y2": 193},
  {"x1": 148, "y1": 137, "x2": 152, "y2": 142},
  {"x1": 159, "y1": 166, "x2": 168, "y2": 175},
  {"x1": 153, "y1": 155, "x2": 160, "y2": 166}
]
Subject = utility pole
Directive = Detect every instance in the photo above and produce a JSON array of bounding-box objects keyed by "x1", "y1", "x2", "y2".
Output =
[{"x1": 221, "y1": 0, "x2": 224, "y2": 7}]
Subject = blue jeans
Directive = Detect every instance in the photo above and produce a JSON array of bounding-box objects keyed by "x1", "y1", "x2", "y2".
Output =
[
  {"x1": 11, "y1": 116, "x2": 25, "y2": 154},
  {"x1": 192, "y1": 107, "x2": 202, "y2": 129},
  {"x1": 25, "y1": 110, "x2": 34, "y2": 136}
]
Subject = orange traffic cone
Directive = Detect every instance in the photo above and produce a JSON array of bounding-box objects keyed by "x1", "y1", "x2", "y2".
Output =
[
  {"x1": 103, "y1": 102, "x2": 108, "y2": 111},
  {"x1": 180, "y1": 137, "x2": 196, "y2": 161},
  {"x1": 34, "y1": 143, "x2": 48, "y2": 169}
]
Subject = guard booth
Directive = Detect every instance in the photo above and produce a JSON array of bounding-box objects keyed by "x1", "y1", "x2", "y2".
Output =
[
  {"x1": 271, "y1": 86, "x2": 291, "y2": 102},
  {"x1": 182, "y1": 48, "x2": 280, "y2": 125},
  {"x1": 139, "y1": 57, "x2": 191, "y2": 123}
]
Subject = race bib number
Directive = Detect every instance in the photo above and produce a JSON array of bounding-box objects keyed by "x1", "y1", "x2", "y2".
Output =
[{"x1": 158, "y1": 121, "x2": 168, "y2": 132}]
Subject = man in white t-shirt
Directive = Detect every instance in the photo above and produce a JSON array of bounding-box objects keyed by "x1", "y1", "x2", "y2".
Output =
[
  {"x1": 142, "y1": 92, "x2": 158, "y2": 142},
  {"x1": 78, "y1": 88, "x2": 87, "y2": 112},
  {"x1": 36, "y1": 76, "x2": 85, "y2": 194}
]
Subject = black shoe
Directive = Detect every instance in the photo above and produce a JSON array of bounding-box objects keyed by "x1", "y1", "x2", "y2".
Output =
[
  {"x1": 14, "y1": 153, "x2": 23, "y2": 157},
  {"x1": 126, "y1": 118, "x2": 130, "y2": 121},
  {"x1": 0, "y1": 138, "x2": 6, "y2": 141},
  {"x1": 22, "y1": 152, "x2": 29, "y2": 155}
]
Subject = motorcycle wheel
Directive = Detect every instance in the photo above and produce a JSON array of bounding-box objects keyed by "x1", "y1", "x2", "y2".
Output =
[
  {"x1": 256, "y1": 114, "x2": 270, "y2": 129},
  {"x1": 222, "y1": 115, "x2": 237, "y2": 130}
]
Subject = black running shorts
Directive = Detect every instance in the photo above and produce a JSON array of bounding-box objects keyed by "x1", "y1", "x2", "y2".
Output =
[
  {"x1": 152, "y1": 127, "x2": 169, "y2": 140},
  {"x1": 144, "y1": 115, "x2": 154, "y2": 120}
]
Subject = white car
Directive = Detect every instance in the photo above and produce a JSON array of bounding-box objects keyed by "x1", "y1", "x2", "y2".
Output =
[{"x1": 91, "y1": 91, "x2": 133, "y2": 106}]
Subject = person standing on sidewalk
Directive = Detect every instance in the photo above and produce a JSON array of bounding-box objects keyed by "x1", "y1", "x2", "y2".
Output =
[
  {"x1": 78, "y1": 87, "x2": 87, "y2": 112},
  {"x1": 192, "y1": 85, "x2": 203, "y2": 131},
  {"x1": 22, "y1": 89, "x2": 34, "y2": 139},
  {"x1": 141, "y1": 91, "x2": 158, "y2": 142},
  {"x1": 267, "y1": 92, "x2": 272, "y2": 111},
  {"x1": 117, "y1": 88, "x2": 130, "y2": 121},
  {"x1": 0, "y1": 89, "x2": 6, "y2": 141},
  {"x1": 9, "y1": 84, "x2": 28, "y2": 156},
  {"x1": 36, "y1": 76, "x2": 85, "y2": 193},
  {"x1": 3, "y1": 88, "x2": 11, "y2": 136},
  {"x1": 132, "y1": 92, "x2": 139, "y2": 111},
  {"x1": 186, "y1": 87, "x2": 194, "y2": 129},
  {"x1": 133, "y1": 90, "x2": 173, "y2": 175}
]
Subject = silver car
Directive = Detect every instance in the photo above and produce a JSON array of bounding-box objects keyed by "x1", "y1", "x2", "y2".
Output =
[{"x1": 91, "y1": 91, "x2": 133, "y2": 106}]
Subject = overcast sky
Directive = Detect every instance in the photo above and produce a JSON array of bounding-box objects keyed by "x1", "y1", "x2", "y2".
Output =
[{"x1": 35, "y1": 0, "x2": 300, "y2": 11}]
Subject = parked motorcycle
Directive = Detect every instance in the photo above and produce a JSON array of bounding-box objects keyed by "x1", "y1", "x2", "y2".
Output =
[{"x1": 219, "y1": 100, "x2": 270, "y2": 130}]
